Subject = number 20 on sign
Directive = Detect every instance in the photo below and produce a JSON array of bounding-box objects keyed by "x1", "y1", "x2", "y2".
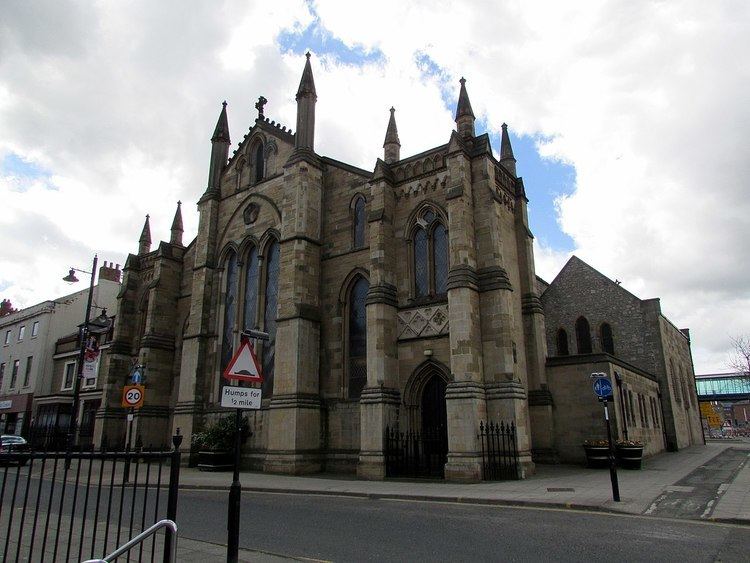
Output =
[{"x1": 122, "y1": 384, "x2": 145, "y2": 409}]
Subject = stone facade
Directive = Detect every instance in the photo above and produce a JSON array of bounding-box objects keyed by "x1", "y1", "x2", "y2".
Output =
[
  {"x1": 94, "y1": 56, "x2": 550, "y2": 481},
  {"x1": 541, "y1": 256, "x2": 703, "y2": 454},
  {"x1": 94, "y1": 57, "x2": 700, "y2": 479}
]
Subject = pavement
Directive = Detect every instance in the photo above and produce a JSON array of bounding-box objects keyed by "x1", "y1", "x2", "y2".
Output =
[{"x1": 172, "y1": 438, "x2": 750, "y2": 560}]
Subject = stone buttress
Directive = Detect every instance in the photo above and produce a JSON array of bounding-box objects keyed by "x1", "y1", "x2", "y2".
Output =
[
  {"x1": 357, "y1": 158, "x2": 400, "y2": 479},
  {"x1": 263, "y1": 53, "x2": 324, "y2": 474}
]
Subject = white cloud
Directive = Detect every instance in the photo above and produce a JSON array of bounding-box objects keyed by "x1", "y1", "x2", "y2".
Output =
[{"x1": 0, "y1": 0, "x2": 748, "y2": 374}]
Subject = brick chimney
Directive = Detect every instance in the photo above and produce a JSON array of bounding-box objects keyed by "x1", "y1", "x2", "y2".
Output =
[{"x1": 98, "y1": 261, "x2": 122, "y2": 283}]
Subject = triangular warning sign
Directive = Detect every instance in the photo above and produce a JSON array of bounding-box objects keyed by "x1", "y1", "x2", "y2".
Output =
[{"x1": 223, "y1": 340, "x2": 263, "y2": 382}]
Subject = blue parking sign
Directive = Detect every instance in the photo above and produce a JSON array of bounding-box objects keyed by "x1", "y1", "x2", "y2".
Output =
[{"x1": 593, "y1": 377, "x2": 613, "y2": 398}]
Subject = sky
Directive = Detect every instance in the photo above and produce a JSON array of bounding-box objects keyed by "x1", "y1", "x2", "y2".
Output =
[{"x1": 1, "y1": 0, "x2": 748, "y2": 374}]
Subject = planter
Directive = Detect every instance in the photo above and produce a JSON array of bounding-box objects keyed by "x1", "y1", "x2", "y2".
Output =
[
  {"x1": 615, "y1": 445, "x2": 643, "y2": 470},
  {"x1": 197, "y1": 450, "x2": 233, "y2": 471},
  {"x1": 582, "y1": 445, "x2": 611, "y2": 469}
]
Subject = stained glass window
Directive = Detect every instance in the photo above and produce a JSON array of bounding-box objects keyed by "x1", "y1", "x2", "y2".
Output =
[
  {"x1": 575, "y1": 316, "x2": 592, "y2": 354},
  {"x1": 414, "y1": 228, "x2": 428, "y2": 297},
  {"x1": 348, "y1": 277, "x2": 368, "y2": 399},
  {"x1": 262, "y1": 241, "x2": 280, "y2": 396},
  {"x1": 433, "y1": 223, "x2": 448, "y2": 295},
  {"x1": 556, "y1": 329, "x2": 569, "y2": 356},
  {"x1": 220, "y1": 251, "x2": 238, "y2": 373},
  {"x1": 353, "y1": 197, "x2": 365, "y2": 249},
  {"x1": 243, "y1": 247, "x2": 259, "y2": 331}
]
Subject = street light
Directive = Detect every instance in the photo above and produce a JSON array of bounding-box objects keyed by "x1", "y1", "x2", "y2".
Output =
[{"x1": 62, "y1": 254, "x2": 110, "y2": 454}]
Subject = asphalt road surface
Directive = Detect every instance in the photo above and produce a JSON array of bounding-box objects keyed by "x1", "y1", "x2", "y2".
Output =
[{"x1": 177, "y1": 490, "x2": 749, "y2": 562}]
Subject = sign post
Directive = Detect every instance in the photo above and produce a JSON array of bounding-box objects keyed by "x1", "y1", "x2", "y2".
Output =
[
  {"x1": 223, "y1": 329, "x2": 267, "y2": 563},
  {"x1": 122, "y1": 365, "x2": 145, "y2": 483},
  {"x1": 592, "y1": 374, "x2": 620, "y2": 502}
]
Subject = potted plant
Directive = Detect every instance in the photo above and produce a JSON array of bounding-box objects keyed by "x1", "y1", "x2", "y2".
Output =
[
  {"x1": 615, "y1": 439, "x2": 644, "y2": 469},
  {"x1": 582, "y1": 440, "x2": 611, "y2": 468},
  {"x1": 192, "y1": 415, "x2": 250, "y2": 471}
]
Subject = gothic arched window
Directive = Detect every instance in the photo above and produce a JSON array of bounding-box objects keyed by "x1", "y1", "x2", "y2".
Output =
[
  {"x1": 348, "y1": 276, "x2": 369, "y2": 398},
  {"x1": 433, "y1": 223, "x2": 448, "y2": 295},
  {"x1": 255, "y1": 143, "x2": 264, "y2": 182},
  {"x1": 600, "y1": 323, "x2": 614, "y2": 355},
  {"x1": 575, "y1": 316, "x2": 592, "y2": 354},
  {"x1": 220, "y1": 251, "x2": 239, "y2": 373},
  {"x1": 414, "y1": 228, "x2": 429, "y2": 297},
  {"x1": 556, "y1": 328, "x2": 569, "y2": 356},
  {"x1": 411, "y1": 207, "x2": 448, "y2": 299},
  {"x1": 242, "y1": 246, "x2": 260, "y2": 331},
  {"x1": 262, "y1": 240, "x2": 280, "y2": 396},
  {"x1": 352, "y1": 196, "x2": 366, "y2": 249}
]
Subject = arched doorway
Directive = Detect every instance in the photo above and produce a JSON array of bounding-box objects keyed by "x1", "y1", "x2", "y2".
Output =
[
  {"x1": 420, "y1": 374, "x2": 448, "y2": 478},
  {"x1": 390, "y1": 361, "x2": 450, "y2": 479},
  {"x1": 421, "y1": 374, "x2": 447, "y2": 437}
]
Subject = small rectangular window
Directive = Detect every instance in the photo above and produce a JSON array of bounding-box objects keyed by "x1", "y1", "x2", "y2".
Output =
[
  {"x1": 23, "y1": 356, "x2": 33, "y2": 387},
  {"x1": 31, "y1": 321, "x2": 39, "y2": 338},
  {"x1": 10, "y1": 359, "x2": 20, "y2": 389},
  {"x1": 18, "y1": 325, "x2": 25, "y2": 341},
  {"x1": 62, "y1": 361, "x2": 76, "y2": 391},
  {"x1": 0, "y1": 363, "x2": 5, "y2": 389},
  {"x1": 4, "y1": 330, "x2": 10, "y2": 345}
]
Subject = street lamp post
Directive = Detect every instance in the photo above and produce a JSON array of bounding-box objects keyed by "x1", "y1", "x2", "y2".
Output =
[{"x1": 62, "y1": 254, "x2": 98, "y2": 454}]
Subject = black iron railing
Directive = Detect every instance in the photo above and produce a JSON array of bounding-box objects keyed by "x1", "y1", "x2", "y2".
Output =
[
  {"x1": 0, "y1": 433, "x2": 182, "y2": 562},
  {"x1": 478, "y1": 421, "x2": 520, "y2": 480},
  {"x1": 384, "y1": 426, "x2": 447, "y2": 479}
]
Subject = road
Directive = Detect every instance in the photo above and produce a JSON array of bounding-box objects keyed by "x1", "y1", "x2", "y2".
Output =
[{"x1": 177, "y1": 490, "x2": 749, "y2": 562}]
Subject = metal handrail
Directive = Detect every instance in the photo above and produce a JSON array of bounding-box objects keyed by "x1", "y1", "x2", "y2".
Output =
[{"x1": 83, "y1": 519, "x2": 177, "y2": 563}]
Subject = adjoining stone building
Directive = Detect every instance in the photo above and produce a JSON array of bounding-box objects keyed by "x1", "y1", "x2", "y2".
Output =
[
  {"x1": 95, "y1": 55, "x2": 700, "y2": 479},
  {"x1": 540, "y1": 256, "x2": 703, "y2": 462}
]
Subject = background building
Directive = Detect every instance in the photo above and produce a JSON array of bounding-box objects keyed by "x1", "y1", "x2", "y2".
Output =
[{"x1": 0, "y1": 262, "x2": 121, "y2": 439}]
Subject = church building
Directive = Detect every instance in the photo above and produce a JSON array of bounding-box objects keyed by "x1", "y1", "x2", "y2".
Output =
[{"x1": 95, "y1": 55, "x2": 699, "y2": 480}]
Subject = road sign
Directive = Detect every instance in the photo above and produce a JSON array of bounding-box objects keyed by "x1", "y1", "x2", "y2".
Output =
[
  {"x1": 221, "y1": 386, "x2": 262, "y2": 409},
  {"x1": 121, "y1": 385, "x2": 145, "y2": 409},
  {"x1": 593, "y1": 377, "x2": 613, "y2": 398},
  {"x1": 223, "y1": 340, "x2": 263, "y2": 382},
  {"x1": 131, "y1": 366, "x2": 143, "y2": 384}
]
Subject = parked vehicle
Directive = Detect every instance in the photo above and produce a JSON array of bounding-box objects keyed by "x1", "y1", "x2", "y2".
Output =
[{"x1": 0, "y1": 434, "x2": 30, "y2": 465}]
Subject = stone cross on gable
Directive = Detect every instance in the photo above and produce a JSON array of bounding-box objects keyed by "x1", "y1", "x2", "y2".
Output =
[{"x1": 255, "y1": 96, "x2": 268, "y2": 119}]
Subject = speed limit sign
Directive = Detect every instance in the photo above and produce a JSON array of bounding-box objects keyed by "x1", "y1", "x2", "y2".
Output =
[{"x1": 121, "y1": 385, "x2": 145, "y2": 409}]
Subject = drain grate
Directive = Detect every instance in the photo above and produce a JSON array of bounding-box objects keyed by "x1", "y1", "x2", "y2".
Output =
[{"x1": 547, "y1": 487, "x2": 575, "y2": 492}]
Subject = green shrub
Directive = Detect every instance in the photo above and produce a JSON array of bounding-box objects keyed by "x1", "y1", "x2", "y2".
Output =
[{"x1": 191, "y1": 415, "x2": 250, "y2": 451}]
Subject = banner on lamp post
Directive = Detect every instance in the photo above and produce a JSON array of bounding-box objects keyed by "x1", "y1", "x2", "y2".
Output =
[{"x1": 82, "y1": 333, "x2": 101, "y2": 380}]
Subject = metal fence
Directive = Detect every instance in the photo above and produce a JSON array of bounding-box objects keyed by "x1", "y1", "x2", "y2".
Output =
[
  {"x1": 0, "y1": 434, "x2": 182, "y2": 563},
  {"x1": 384, "y1": 426, "x2": 447, "y2": 479},
  {"x1": 478, "y1": 420, "x2": 520, "y2": 480}
]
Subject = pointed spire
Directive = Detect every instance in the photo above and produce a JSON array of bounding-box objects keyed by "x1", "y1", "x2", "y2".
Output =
[
  {"x1": 296, "y1": 52, "x2": 317, "y2": 100},
  {"x1": 138, "y1": 214, "x2": 152, "y2": 255},
  {"x1": 500, "y1": 123, "x2": 517, "y2": 177},
  {"x1": 383, "y1": 107, "x2": 401, "y2": 164},
  {"x1": 203, "y1": 101, "x2": 231, "y2": 201},
  {"x1": 294, "y1": 52, "x2": 317, "y2": 154},
  {"x1": 170, "y1": 201, "x2": 184, "y2": 245},
  {"x1": 211, "y1": 101, "x2": 231, "y2": 143},
  {"x1": 455, "y1": 77, "x2": 475, "y2": 139}
]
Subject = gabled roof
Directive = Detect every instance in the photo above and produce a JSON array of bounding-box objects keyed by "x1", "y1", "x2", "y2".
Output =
[{"x1": 546, "y1": 255, "x2": 646, "y2": 304}]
